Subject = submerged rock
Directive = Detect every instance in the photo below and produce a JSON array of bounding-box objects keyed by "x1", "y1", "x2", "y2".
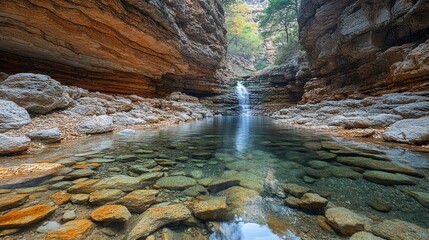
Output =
[
  {"x1": 191, "y1": 196, "x2": 228, "y2": 221},
  {"x1": 363, "y1": 171, "x2": 417, "y2": 185},
  {"x1": 90, "y1": 205, "x2": 131, "y2": 222},
  {"x1": 0, "y1": 134, "x2": 30, "y2": 155},
  {"x1": 298, "y1": 193, "x2": 328, "y2": 210},
  {"x1": 45, "y1": 219, "x2": 94, "y2": 240},
  {"x1": 370, "y1": 219, "x2": 429, "y2": 240},
  {"x1": 127, "y1": 204, "x2": 192, "y2": 240},
  {"x1": 383, "y1": 117, "x2": 429, "y2": 144},
  {"x1": 116, "y1": 189, "x2": 159, "y2": 213},
  {"x1": 156, "y1": 176, "x2": 197, "y2": 190},
  {"x1": 208, "y1": 177, "x2": 241, "y2": 193},
  {"x1": 402, "y1": 190, "x2": 429, "y2": 209},
  {"x1": 0, "y1": 204, "x2": 56, "y2": 229},
  {"x1": 325, "y1": 207, "x2": 371, "y2": 236},
  {"x1": 283, "y1": 183, "x2": 311, "y2": 198},
  {"x1": 26, "y1": 128, "x2": 61, "y2": 143},
  {"x1": 89, "y1": 189, "x2": 124, "y2": 205},
  {"x1": 350, "y1": 232, "x2": 384, "y2": 240},
  {"x1": 0, "y1": 99, "x2": 31, "y2": 133},
  {"x1": 76, "y1": 115, "x2": 113, "y2": 134}
]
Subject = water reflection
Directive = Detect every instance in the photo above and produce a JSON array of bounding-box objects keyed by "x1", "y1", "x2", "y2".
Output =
[{"x1": 235, "y1": 115, "x2": 250, "y2": 153}]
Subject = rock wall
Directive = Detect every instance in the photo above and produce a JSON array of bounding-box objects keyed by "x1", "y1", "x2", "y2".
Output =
[
  {"x1": 299, "y1": 0, "x2": 429, "y2": 103},
  {"x1": 0, "y1": 0, "x2": 227, "y2": 97}
]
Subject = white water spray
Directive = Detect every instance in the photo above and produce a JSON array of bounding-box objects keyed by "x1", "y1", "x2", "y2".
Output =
[{"x1": 236, "y1": 81, "x2": 250, "y2": 116}]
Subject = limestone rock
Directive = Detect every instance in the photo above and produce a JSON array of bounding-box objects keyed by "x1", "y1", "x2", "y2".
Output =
[
  {"x1": 0, "y1": 204, "x2": 56, "y2": 229},
  {"x1": 370, "y1": 219, "x2": 429, "y2": 240},
  {"x1": 383, "y1": 117, "x2": 429, "y2": 144},
  {"x1": 325, "y1": 207, "x2": 371, "y2": 236},
  {"x1": 62, "y1": 210, "x2": 76, "y2": 222},
  {"x1": 50, "y1": 191, "x2": 71, "y2": 205},
  {"x1": 36, "y1": 221, "x2": 61, "y2": 233},
  {"x1": 156, "y1": 176, "x2": 197, "y2": 190},
  {"x1": 0, "y1": 99, "x2": 31, "y2": 133},
  {"x1": 0, "y1": 134, "x2": 30, "y2": 155},
  {"x1": 76, "y1": 115, "x2": 113, "y2": 134},
  {"x1": 393, "y1": 102, "x2": 429, "y2": 118},
  {"x1": 116, "y1": 190, "x2": 159, "y2": 213},
  {"x1": 191, "y1": 196, "x2": 227, "y2": 221},
  {"x1": 127, "y1": 204, "x2": 192, "y2": 240},
  {"x1": 0, "y1": 194, "x2": 29, "y2": 211},
  {"x1": 90, "y1": 205, "x2": 131, "y2": 222},
  {"x1": 89, "y1": 189, "x2": 124, "y2": 205},
  {"x1": 363, "y1": 170, "x2": 417, "y2": 186},
  {"x1": 26, "y1": 128, "x2": 61, "y2": 143},
  {"x1": 45, "y1": 219, "x2": 94, "y2": 240},
  {"x1": 0, "y1": 73, "x2": 72, "y2": 114}
]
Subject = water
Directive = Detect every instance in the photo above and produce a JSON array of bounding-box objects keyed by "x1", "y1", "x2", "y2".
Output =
[
  {"x1": 236, "y1": 81, "x2": 250, "y2": 116},
  {"x1": 1, "y1": 116, "x2": 429, "y2": 239}
]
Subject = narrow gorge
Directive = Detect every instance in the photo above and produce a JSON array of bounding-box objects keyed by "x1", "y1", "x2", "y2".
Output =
[{"x1": 0, "y1": 0, "x2": 429, "y2": 240}]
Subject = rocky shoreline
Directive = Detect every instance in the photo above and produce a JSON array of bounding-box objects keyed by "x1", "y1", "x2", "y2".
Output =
[{"x1": 0, "y1": 73, "x2": 215, "y2": 155}]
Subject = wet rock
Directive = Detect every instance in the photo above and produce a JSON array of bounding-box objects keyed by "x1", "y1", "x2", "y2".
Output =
[
  {"x1": 298, "y1": 193, "x2": 328, "y2": 210},
  {"x1": 27, "y1": 128, "x2": 61, "y2": 143},
  {"x1": 189, "y1": 170, "x2": 204, "y2": 179},
  {"x1": 217, "y1": 186, "x2": 260, "y2": 220},
  {"x1": 308, "y1": 160, "x2": 330, "y2": 169},
  {"x1": 284, "y1": 196, "x2": 300, "y2": 208},
  {"x1": 117, "y1": 154, "x2": 139, "y2": 162},
  {"x1": 336, "y1": 157, "x2": 423, "y2": 177},
  {"x1": 87, "y1": 158, "x2": 115, "y2": 163},
  {"x1": 368, "y1": 198, "x2": 392, "y2": 212},
  {"x1": 383, "y1": 117, "x2": 429, "y2": 144},
  {"x1": 70, "y1": 194, "x2": 89, "y2": 204},
  {"x1": 76, "y1": 115, "x2": 113, "y2": 134},
  {"x1": 402, "y1": 190, "x2": 429, "y2": 209},
  {"x1": 192, "y1": 152, "x2": 213, "y2": 159},
  {"x1": 0, "y1": 229, "x2": 19, "y2": 237},
  {"x1": 89, "y1": 189, "x2": 124, "y2": 205},
  {"x1": 127, "y1": 204, "x2": 192, "y2": 240},
  {"x1": 316, "y1": 216, "x2": 335, "y2": 233},
  {"x1": 237, "y1": 172, "x2": 264, "y2": 193},
  {"x1": 0, "y1": 134, "x2": 30, "y2": 155},
  {"x1": 304, "y1": 167, "x2": 332, "y2": 179},
  {"x1": 160, "y1": 228, "x2": 195, "y2": 240},
  {"x1": 49, "y1": 181, "x2": 73, "y2": 190},
  {"x1": 0, "y1": 73, "x2": 72, "y2": 114},
  {"x1": 90, "y1": 205, "x2": 131, "y2": 222},
  {"x1": 0, "y1": 204, "x2": 56, "y2": 229},
  {"x1": 0, "y1": 194, "x2": 29, "y2": 211},
  {"x1": 62, "y1": 210, "x2": 76, "y2": 222},
  {"x1": 156, "y1": 176, "x2": 197, "y2": 190},
  {"x1": 350, "y1": 231, "x2": 384, "y2": 240},
  {"x1": 116, "y1": 189, "x2": 159, "y2": 213},
  {"x1": 65, "y1": 169, "x2": 94, "y2": 179},
  {"x1": 191, "y1": 196, "x2": 227, "y2": 221},
  {"x1": 315, "y1": 151, "x2": 337, "y2": 160},
  {"x1": 283, "y1": 183, "x2": 311, "y2": 198},
  {"x1": 363, "y1": 171, "x2": 417, "y2": 185},
  {"x1": 303, "y1": 142, "x2": 322, "y2": 150},
  {"x1": 303, "y1": 176, "x2": 316, "y2": 184},
  {"x1": 393, "y1": 102, "x2": 429, "y2": 118},
  {"x1": 325, "y1": 207, "x2": 372, "y2": 236},
  {"x1": 207, "y1": 177, "x2": 241, "y2": 193},
  {"x1": 36, "y1": 221, "x2": 61, "y2": 233},
  {"x1": 329, "y1": 166, "x2": 361, "y2": 180},
  {"x1": 198, "y1": 178, "x2": 213, "y2": 187},
  {"x1": 50, "y1": 191, "x2": 71, "y2": 205},
  {"x1": 45, "y1": 219, "x2": 94, "y2": 240},
  {"x1": 184, "y1": 185, "x2": 208, "y2": 197},
  {"x1": 370, "y1": 219, "x2": 429, "y2": 240},
  {"x1": 0, "y1": 99, "x2": 31, "y2": 133}
]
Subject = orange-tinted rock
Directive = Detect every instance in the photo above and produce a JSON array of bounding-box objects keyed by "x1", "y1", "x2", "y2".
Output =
[
  {"x1": 45, "y1": 219, "x2": 94, "y2": 240},
  {"x1": 0, "y1": 194, "x2": 29, "y2": 211},
  {"x1": 0, "y1": 0, "x2": 227, "y2": 97},
  {"x1": 0, "y1": 204, "x2": 56, "y2": 229},
  {"x1": 0, "y1": 163, "x2": 62, "y2": 187},
  {"x1": 116, "y1": 189, "x2": 158, "y2": 213},
  {"x1": 90, "y1": 205, "x2": 131, "y2": 222},
  {"x1": 191, "y1": 196, "x2": 227, "y2": 221},
  {"x1": 50, "y1": 191, "x2": 71, "y2": 205},
  {"x1": 72, "y1": 163, "x2": 101, "y2": 169}
]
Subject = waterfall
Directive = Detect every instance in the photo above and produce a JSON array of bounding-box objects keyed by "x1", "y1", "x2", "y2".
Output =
[{"x1": 236, "y1": 81, "x2": 250, "y2": 116}]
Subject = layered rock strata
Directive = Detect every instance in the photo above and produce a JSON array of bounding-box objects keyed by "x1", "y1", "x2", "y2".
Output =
[
  {"x1": 0, "y1": 0, "x2": 227, "y2": 97},
  {"x1": 298, "y1": 0, "x2": 429, "y2": 103}
]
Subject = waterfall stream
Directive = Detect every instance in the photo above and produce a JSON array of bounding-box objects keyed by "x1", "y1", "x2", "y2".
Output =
[{"x1": 236, "y1": 81, "x2": 250, "y2": 116}]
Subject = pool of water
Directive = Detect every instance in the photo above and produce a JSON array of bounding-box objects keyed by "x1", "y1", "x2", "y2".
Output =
[{"x1": 1, "y1": 116, "x2": 429, "y2": 239}]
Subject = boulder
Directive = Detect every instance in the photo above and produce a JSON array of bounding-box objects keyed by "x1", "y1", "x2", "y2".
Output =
[
  {"x1": 45, "y1": 219, "x2": 94, "y2": 240},
  {"x1": 393, "y1": 102, "x2": 429, "y2": 118},
  {"x1": 0, "y1": 73, "x2": 72, "y2": 114},
  {"x1": 90, "y1": 205, "x2": 131, "y2": 222},
  {"x1": 325, "y1": 207, "x2": 371, "y2": 236},
  {"x1": 127, "y1": 204, "x2": 192, "y2": 240},
  {"x1": 370, "y1": 219, "x2": 429, "y2": 240},
  {"x1": 26, "y1": 127, "x2": 61, "y2": 143},
  {"x1": 191, "y1": 196, "x2": 228, "y2": 221},
  {"x1": 0, "y1": 134, "x2": 30, "y2": 155},
  {"x1": 116, "y1": 190, "x2": 159, "y2": 213},
  {"x1": 0, "y1": 99, "x2": 31, "y2": 132},
  {"x1": 363, "y1": 170, "x2": 417, "y2": 185},
  {"x1": 76, "y1": 115, "x2": 113, "y2": 134},
  {"x1": 383, "y1": 117, "x2": 429, "y2": 144},
  {"x1": 0, "y1": 204, "x2": 56, "y2": 229}
]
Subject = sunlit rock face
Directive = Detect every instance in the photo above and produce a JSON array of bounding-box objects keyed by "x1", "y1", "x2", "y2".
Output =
[
  {"x1": 299, "y1": 0, "x2": 429, "y2": 103},
  {"x1": 0, "y1": 0, "x2": 228, "y2": 97}
]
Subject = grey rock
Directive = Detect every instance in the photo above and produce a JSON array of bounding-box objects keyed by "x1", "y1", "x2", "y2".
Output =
[
  {"x1": 350, "y1": 232, "x2": 384, "y2": 240},
  {"x1": 363, "y1": 170, "x2": 417, "y2": 186},
  {"x1": 0, "y1": 99, "x2": 31, "y2": 132},
  {"x1": 62, "y1": 210, "x2": 76, "y2": 222},
  {"x1": 36, "y1": 221, "x2": 61, "y2": 233},
  {"x1": 0, "y1": 134, "x2": 30, "y2": 155},
  {"x1": 27, "y1": 128, "x2": 61, "y2": 143},
  {"x1": 156, "y1": 176, "x2": 197, "y2": 190},
  {"x1": 325, "y1": 207, "x2": 372, "y2": 236},
  {"x1": 383, "y1": 117, "x2": 429, "y2": 144},
  {"x1": 370, "y1": 219, "x2": 429, "y2": 240},
  {"x1": 0, "y1": 73, "x2": 72, "y2": 114},
  {"x1": 77, "y1": 115, "x2": 113, "y2": 134},
  {"x1": 393, "y1": 102, "x2": 429, "y2": 118}
]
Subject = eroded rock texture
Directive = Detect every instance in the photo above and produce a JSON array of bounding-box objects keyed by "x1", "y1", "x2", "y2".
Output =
[
  {"x1": 299, "y1": 0, "x2": 429, "y2": 103},
  {"x1": 0, "y1": 0, "x2": 227, "y2": 97}
]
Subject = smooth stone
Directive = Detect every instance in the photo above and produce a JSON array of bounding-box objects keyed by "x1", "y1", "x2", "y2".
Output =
[
  {"x1": 192, "y1": 152, "x2": 213, "y2": 159},
  {"x1": 141, "y1": 160, "x2": 158, "y2": 168},
  {"x1": 0, "y1": 229, "x2": 19, "y2": 237},
  {"x1": 62, "y1": 210, "x2": 76, "y2": 222},
  {"x1": 371, "y1": 219, "x2": 429, "y2": 240},
  {"x1": 127, "y1": 204, "x2": 192, "y2": 240},
  {"x1": 304, "y1": 167, "x2": 332, "y2": 179},
  {"x1": 117, "y1": 154, "x2": 139, "y2": 162},
  {"x1": 184, "y1": 185, "x2": 208, "y2": 197},
  {"x1": 189, "y1": 170, "x2": 204, "y2": 179},
  {"x1": 50, "y1": 191, "x2": 71, "y2": 205},
  {"x1": 90, "y1": 205, "x2": 131, "y2": 222},
  {"x1": 0, "y1": 204, "x2": 56, "y2": 229},
  {"x1": 89, "y1": 189, "x2": 124, "y2": 205},
  {"x1": 49, "y1": 181, "x2": 73, "y2": 190},
  {"x1": 198, "y1": 178, "x2": 213, "y2": 187},
  {"x1": 217, "y1": 186, "x2": 260, "y2": 220},
  {"x1": 119, "y1": 129, "x2": 136, "y2": 135},
  {"x1": 383, "y1": 117, "x2": 429, "y2": 144},
  {"x1": 402, "y1": 190, "x2": 429, "y2": 209},
  {"x1": 330, "y1": 166, "x2": 361, "y2": 180},
  {"x1": 135, "y1": 149, "x2": 154, "y2": 154},
  {"x1": 87, "y1": 158, "x2": 115, "y2": 163},
  {"x1": 368, "y1": 198, "x2": 392, "y2": 212},
  {"x1": 0, "y1": 134, "x2": 30, "y2": 155},
  {"x1": 191, "y1": 196, "x2": 227, "y2": 221},
  {"x1": 303, "y1": 142, "x2": 322, "y2": 150},
  {"x1": 317, "y1": 216, "x2": 335, "y2": 233},
  {"x1": 238, "y1": 171, "x2": 264, "y2": 193},
  {"x1": 284, "y1": 196, "x2": 300, "y2": 208},
  {"x1": 298, "y1": 193, "x2": 328, "y2": 210},
  {"x1": 45, "y1": 219, "x2": 94, "y2": 240},
  {"x1": 65, "y1": 169, "x2": 94, "y2": 179},
  {"x1": 27, "y1": 128, "x2": 61, "y2": 143},
  {"x1": 0, "y1": 194, "x2": 29, "y2": 211},
  {"x1": 325, "y1": 207, "x2": 372, "y2": 236},
  {"x1": 308, "y1": 160, "x2": 330, "y2": 169},
  {"x1": 283, "y1": 183, "x2": 311, "y2": 198},
  {"x1": 0, "y1": 99, "x2": 31, "y2": 133},
  {"x1": 207, "y1": 176, "x2": 241, "y2": 193},
  {"x1": 76, "y1": 115, "x2": 113, "y2": 134},
  {"x1": 303, "y1": 176, "x2": 316, "y2": 184},
  {"x1": 116, "y1": 190, "x2": 159, "y2": 213},
  {"x1": 156, "y1": 176, "x2": 197, "y2": 190},
  {"x1": 350, "y1": 231, "x2": 384, "y2": 240},
  {"x1": 315, "y1": 151, "x2": 337, "y2": 160},
  {"x1": 70, "y1": 194, "x2": 89, "y2": 204},
  {"x1": 363, "y1": 170, "x2": 417, "y2": 185},
  {"x1": 36, "y1": 221, "x2": 61, "y2": 233}
]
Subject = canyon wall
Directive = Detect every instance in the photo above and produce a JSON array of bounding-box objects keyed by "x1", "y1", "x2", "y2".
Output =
[
  {"x1": 299, "y1": 0, "x2": 429, "y2": 103},
  {"x1": 0, "y1": 0, "x2": 228, "y2": 97}
]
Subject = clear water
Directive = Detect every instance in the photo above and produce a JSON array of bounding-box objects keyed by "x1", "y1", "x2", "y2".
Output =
[{"x1": 1, "y1": 116, "x2": 429, "y2": 239}]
